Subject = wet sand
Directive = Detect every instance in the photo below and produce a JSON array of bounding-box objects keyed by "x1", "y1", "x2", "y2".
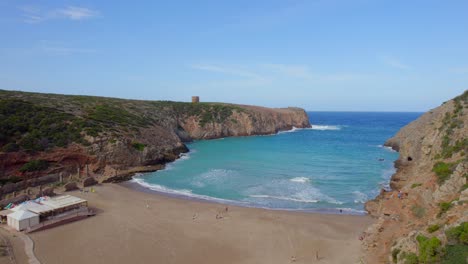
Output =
[{"x1": 29, "y1": 184, "x2": 373, "y2": 264}]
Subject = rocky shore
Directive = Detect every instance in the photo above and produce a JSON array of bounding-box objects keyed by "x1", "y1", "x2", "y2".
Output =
[
  {"x1": 363, "y1": 91, "x2": 467, "y2": 263},
  {"x1": 0, "y1": 89, "x2": 310, "y2": 202}
]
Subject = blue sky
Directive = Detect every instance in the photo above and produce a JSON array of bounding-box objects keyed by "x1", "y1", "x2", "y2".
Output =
[{"x1": 0, "y1": 0, "x2": 467, "y2": 111}]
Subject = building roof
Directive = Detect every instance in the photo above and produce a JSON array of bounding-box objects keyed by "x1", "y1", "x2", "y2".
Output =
[
  {"x1": 41, "y1": 195, "x2": 86, "y2": 209},
  {"x1": 0, "y1": 210, "x2": 13, "y2": 216},
  {"x1": 11, "y1": 202, "x2": 37, "y2": 212},
  {"x1": 7, "y1": 210, "x2": 39, "y2": 221},
  {"x1": 24, "y1": 202, "x2": 55, "y2": 215}
]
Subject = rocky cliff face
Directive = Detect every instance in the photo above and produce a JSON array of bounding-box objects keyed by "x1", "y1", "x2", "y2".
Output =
[
  {"x1": 363, "y1": 91, "x2": 467, "y2": 263},
  {"x1": 0, "y1": 90, "x2": 310, "y2": 189}
]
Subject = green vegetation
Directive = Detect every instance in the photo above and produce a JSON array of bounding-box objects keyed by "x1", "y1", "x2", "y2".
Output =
[
  {"x1": 416, "y1": 235, "x2": 444, "y2": 263},
  {"x1": 442, "y1": 222, "x2": 468, "y2": 263},
  {"x1": 436, "y1": 92, "x2": 467, "y2": 159},
  {"x1": 151, "y1": 101, "x2": 244, "y2": 127},
  {"x1": 438, "y1": 202, "x2": 453, "y2": 217},
  {"x1": 392, "y1": 248, "x2": 401, "y2": 263},
  {"x1": 400, "y1": 251, "x2": 419, "y2": 264},
  {"x1": 446, "y1": 222, "x2": 468, "y2": 245},
  {"x1": 0, "y1": 99, "x2": 87, "y2": 152},
  {"x1": 427, "y1": 224, "x2": 440, "y2": 233},
  {"x1": 19, "y1": 160, "x2": 49, "y2": 172},
  {"x1": 432, "y1": 162, "x2": 457, "y2": 184},
  {"x1": 411, "y1": 183, "x2": 423, "y2": 189},
  {"x1": 411, "y1": 205, "x2": 426, "y2": 218},
  {"x1": 132, "y1": 142, "x2": 146, "y2": 151},
  {"x1": 442, "y1": 244, "x2": 468, "y2": 264}
]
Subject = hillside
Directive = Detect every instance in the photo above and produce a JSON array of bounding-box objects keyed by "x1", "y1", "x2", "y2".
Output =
[
  {"x1": 0, "y1": 89, "x2": 310, "y2": 195},
  {"x1": 363, "y1": 91, "x2": 468, "y2": 263}
]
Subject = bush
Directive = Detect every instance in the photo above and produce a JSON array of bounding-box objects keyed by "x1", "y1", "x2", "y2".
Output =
[
  {"x1": 445, "y1": 222, "x2": 468, "y2": 245},
  {"x1": 416, "y1": 235, "x2": 444, "y2": 263},
  {"x1": 392, "y1": 248, "x2": 401, "y2": 263},
  {"x1": 438, "y1": 202, "x2": 453, "y2": 217},
  {"x1": 411, "y1": 183, "x2": 423, "y2": 189},
  {"x1": 432, "y1": 162, "x2": 456, "y2": 184},
  {"x1": 132, "y1": 142, "x2": 146, "y2": 151},
  {"x1": 427, "y1": 224, "x2": 440, "y2": 233},
  {"x1": 441, "y1": 244, "x2": 468, "y2": 264},
  {"x1": 411, "y1": 205, "x2": 426, "y2": 218},
  {"x1": 2, "y1": 142, "x2": 19, "y2": 152},
  {"x1": 401, "y1": 252, "x2": 419, "y2": 264},
  {"x1": 19, "y1": 160, "x2": 49, "y2": 172}
]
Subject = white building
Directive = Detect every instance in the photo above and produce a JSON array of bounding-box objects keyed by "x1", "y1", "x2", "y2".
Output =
[{"x1": 7, "y1": 210, "x2": 40, "y2": 231}]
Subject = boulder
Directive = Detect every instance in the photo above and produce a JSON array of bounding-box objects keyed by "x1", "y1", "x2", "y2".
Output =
[
  {"x1": 83, "y1": 177, "x2": 98, "y2": 187},
  {"x1": 64, "y1": 182, "x2": 79, "y2": 191},
  {"x1": 42, "y1": 187, "x2": 55, "y2": 197}
]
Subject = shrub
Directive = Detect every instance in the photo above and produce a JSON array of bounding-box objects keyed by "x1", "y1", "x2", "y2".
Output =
[
  {"x1": 19, "y1": 160, "x2": 49, "y2": 172},
  {"x1": 411, "y1": 205, "x2": 426, "y2": 218},
  {"x1": 411, "y1": 183, "x2": 423, "y2": 189},
  {"x1": 132, "y1": 142, "x2": 146, "y2": 151},
  {"x1": 392, "y1": 248, "x2": 401, "y2": 263},
  {"x1": 2, "y1": 142, "x2": 19, "y2": 152},
  {"x1": 438, "y1": 202, "x2": 453, "y2": 217},
  {"x1": 427, "y1": 224, "x2": 440, "y2": 233},
  {"x1": 432, "y1": 162, "x2": 456, "y2": 184},
  {"x1": 416, "y1": 235, "x2": 444, "y2": 263},
  {"x1": 441, "y1": 244, "x2": 468, "y2": 264},
  {"x1": 445, "y1": 222, "x2": 468, "y2": 245},
  {"x1": 400, "y1": 252, "x2": 419, "y2": 264}
]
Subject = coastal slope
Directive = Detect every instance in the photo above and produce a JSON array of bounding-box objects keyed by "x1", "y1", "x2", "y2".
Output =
[
  {"x1": 363, "y1": 91, "x2": 468, "y2": 263},
  {"x1": 0, "y1": 89, "x2": 310, "y2": 196}
]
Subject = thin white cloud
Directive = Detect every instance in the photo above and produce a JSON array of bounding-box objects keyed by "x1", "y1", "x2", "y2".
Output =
[
  {"x1": 263, "y1": 63, "x2": 313, "y2": 78},
  {"x1": 190, "y1": 62, "x2": 372, "y2": 86},
  {"x1": 190, "y1": 64, "x2": 261, "y2": 79},
  {"x1": 381, "y1": 56, "x2": 411, "y2": 70},
  {"x1": 19, "y1": 5, "x2": 99, "y2": 23},
  {"x1": 56, "y1": 6, "x2": 98, "y2": 20}
]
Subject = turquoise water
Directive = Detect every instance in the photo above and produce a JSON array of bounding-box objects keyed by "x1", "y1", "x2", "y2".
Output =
[{"x1": 134, "y1": 112, "x2": 421, "y2": 214}]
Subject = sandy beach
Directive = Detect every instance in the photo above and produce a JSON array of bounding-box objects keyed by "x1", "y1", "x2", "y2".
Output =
[{"x1": 21, "y1": 184, "x2": 373, "y2": 264}]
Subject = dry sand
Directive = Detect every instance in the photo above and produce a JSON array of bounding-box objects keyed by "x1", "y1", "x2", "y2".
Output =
[{"x1": 28, "y1": 184, "x2": 373, "y2": 264}]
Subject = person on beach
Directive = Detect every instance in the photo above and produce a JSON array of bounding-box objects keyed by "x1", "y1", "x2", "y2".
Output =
[{"x1": 398, "y1": 191, "x2": 402, "y2": 199}]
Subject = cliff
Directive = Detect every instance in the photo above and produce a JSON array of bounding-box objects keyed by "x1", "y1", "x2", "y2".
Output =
[
  {"x1": 363, "y1": 91, "x2": 468, "y2": 263},
  {"x1": 0, "y1": 89, "x2": 310, "y2": 190}
]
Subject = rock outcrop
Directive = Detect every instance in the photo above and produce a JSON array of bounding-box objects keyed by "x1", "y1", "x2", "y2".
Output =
[
  {"x1": 0, "y1": 89, "x2": 310, "y2": 192},
  {"x1": 363, "y1": 91, "x2": 467, "y2": 263}
]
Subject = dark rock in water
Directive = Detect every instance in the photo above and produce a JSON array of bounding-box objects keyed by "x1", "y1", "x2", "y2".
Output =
[
  {"x1": 378, "y1": 158, "x2": 385, "y2": 161},
  {"x1": 83, "y1": 177, "x2": 98, "y2": 187},
  {"x1": 64, "y1": 182, "x2": 79, "y2": 191}
]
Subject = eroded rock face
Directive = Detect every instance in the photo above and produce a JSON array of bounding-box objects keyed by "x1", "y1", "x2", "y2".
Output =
[{"x1": 363, "y1": 91, "x2": 468, "y2": 263}]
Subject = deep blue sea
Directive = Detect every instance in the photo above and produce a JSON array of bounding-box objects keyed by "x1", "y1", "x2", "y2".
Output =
[{"x1": 133, "y1": 112, "x2": 421, "y2": 214}]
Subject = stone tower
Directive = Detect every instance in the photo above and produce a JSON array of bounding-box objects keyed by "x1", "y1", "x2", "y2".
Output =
[{"x1": 192, "y1": 96, "x2": 200, "y2": 103}]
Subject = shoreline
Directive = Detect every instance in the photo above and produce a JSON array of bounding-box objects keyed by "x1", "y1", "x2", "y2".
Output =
[
  {"x1": 123, "y1": 179, "x2": 368, "y2": 216},
  {"x1": 28, "y1": 183, "x2": 374, "y2": 264}
]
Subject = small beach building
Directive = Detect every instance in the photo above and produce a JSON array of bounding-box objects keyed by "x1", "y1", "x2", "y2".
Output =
[{"x1": 7, "y1": 210, "x2": 40, "y2": 231}]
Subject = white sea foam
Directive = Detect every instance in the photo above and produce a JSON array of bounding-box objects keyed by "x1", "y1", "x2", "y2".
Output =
[
  {"x1": 131, "y1": 177, "x2": 239, "y2": 204},
  {"x1": 249, "y1": 195, "x2": 319, "y2": 203},
  {"x1": 352, "y1": 191, "x2": 368, "y2": 204},
  {"x1": 377, "y1": 144, "x2": 397, "y2": 152},
  {"x1": 310, "y1": 125, "x2": 341, "y2": 131},
  {"x1": 289, "y1": 177, "x2": 311, "y2": 183},
  {"x1": 191, "y1": 169, "x2": 236, "y2": 188},
  {"x1": 278, "y1": 125, "x2": 342, "y2": 134}
]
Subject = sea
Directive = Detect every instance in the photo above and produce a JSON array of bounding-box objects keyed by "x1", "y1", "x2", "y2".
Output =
[{"x1": 132, "y1": 112, "x2": 422, "y2": 214}]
